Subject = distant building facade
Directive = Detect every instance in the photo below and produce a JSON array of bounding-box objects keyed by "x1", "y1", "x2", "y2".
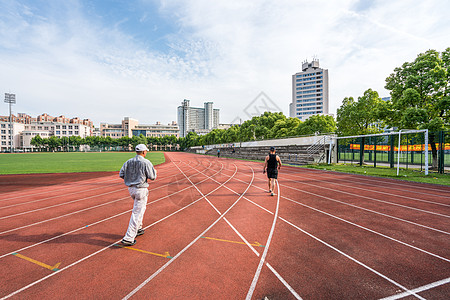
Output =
[
  {"x1": 177, "y1": 99, "x2": 220, "y2": 138},
  {"x1": 290, "y1": 59, "x2": 329, "y2": 121},
  {"x1": 132, "y1": 121, "x2": 179, "y2": 138},
  {"x1": 100, "y1": 117, "x2": 179, "y2": 139},
  {"x1": 0, "y1": 113, "x2": 93, "y2": 152}
]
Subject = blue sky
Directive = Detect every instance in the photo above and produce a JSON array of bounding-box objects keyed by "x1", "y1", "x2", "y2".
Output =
[{"x1": 1, "y1": 0, "x2": 449, "y2": 126}]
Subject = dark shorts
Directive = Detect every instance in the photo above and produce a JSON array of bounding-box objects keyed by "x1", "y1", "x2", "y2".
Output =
[{"x1": 267, "y1": 168, "x2": 278, "y2": 179}]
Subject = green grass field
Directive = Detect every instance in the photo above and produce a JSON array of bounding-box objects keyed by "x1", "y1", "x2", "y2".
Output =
[{"x1": 0, "y1": 152, "x2": 166, "y2": 174}]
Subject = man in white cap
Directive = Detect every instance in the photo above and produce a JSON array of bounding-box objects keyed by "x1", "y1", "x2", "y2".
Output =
[{"x1": 119, "y1": 144, "x2": 157, "y2": 245}]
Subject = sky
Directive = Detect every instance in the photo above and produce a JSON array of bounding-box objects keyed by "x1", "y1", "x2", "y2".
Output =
[{"x1": 0, "y1": 0, "x2": 449, "y2": 127}]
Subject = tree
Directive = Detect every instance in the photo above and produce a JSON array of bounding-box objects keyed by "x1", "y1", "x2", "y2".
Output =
[
  {"x1": 337, "y1": 88, "x2": 385, "y2": 164},
  {"x1": 61, "y1": 136, "x2": 69, "y2": 151},
  {"x1": 30, "y1": 135, "x2": 44, "y2": 151},
  {"x1": 47, "y1": 136, "x2": 61, "y2": 152},
  {"x1": 69, "y1": 136, "x2": 83, "y2": 151},
  {"x1": 385, "y1": 48, "x2": 450, "y2": 169},
  {"x1": 297, "y1": 115, "x2": 336, "y2": 135}
]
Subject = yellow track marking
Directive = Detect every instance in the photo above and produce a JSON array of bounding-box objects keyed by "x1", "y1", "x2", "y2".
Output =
[
  {"x1": 113, "y1": 244, "x2": 172, "y2": 258},
  {"x1": 12, "y1": 253, "x2": 61, "y2": 271},
  {"x1": 201, "y1": 236, "x2": 265, "y2": 247}
]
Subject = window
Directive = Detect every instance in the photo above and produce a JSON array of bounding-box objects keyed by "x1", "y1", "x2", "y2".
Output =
[
  {"x1": 1, "y1": 124, "x2": 5, "y2": 128},
  {"x1": 56, "y1": 131, "x2": 60, "y2": 134},
  {"x1": 56, "y1": 125, "x2": 60, "y2": 129},
  {"x1": 1, "y1": 130, "x2": 5, "y2": 134},
  {"x1": 69, "y1": 125, "x2": 73, "y2": 129},
  {"x1": 62, "y1": 125, "x2": 67, "y2": 129}
]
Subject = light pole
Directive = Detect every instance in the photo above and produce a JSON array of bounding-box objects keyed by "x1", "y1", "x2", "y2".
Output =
[{"x1": 4, "y1": 93, "x2": 16, "y2": 153}]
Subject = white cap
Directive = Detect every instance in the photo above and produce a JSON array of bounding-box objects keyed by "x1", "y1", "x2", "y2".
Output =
[{"x1": 135, "y1": 144, "x2": 149, "y2": 151}]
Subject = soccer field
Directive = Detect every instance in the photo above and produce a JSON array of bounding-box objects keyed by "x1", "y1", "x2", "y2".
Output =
[{"x1": 0, "y1": 152, "x2": 165, "y2": 174}]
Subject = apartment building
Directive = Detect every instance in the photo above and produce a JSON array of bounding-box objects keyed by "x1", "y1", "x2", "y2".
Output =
[
  {"x1": 290, "y1": 59, "x2": 329, "y2": 121},
  {"x1": 0, "y1": 113, "x2": 93, "y2": 152}
]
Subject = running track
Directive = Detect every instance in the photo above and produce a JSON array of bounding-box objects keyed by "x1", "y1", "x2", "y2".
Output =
[{"x1": 0, "y1": 152, "x2": 449, "y2": 299}]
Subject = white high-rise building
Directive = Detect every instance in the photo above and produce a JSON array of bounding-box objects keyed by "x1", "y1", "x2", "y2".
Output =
[
  {"x1": 177, "y1": 100, "x2": 219, "y2": 138},
  {"x1": 290, "y1": 59, "x2": 329, "y2": 121}
]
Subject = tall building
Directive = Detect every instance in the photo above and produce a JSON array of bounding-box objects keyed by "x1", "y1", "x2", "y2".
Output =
[
  {"x1": 290, "y1": 59, "x2": 329, "y2": 121},
  {"x1": 177, "y1": 100, "x2": 219, "y2": 137}
]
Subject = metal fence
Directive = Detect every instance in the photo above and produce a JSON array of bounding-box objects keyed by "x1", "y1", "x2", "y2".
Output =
[{"x1": 336, "y1": 130, "x2": 449, "y2": 174}]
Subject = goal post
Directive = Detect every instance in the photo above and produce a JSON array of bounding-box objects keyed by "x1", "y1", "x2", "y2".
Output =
[{"x1": 332, "y1": 130, "x2": 429, "y2": 176}]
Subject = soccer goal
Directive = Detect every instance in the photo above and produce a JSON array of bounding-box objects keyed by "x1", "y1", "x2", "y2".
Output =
[{"x1": 330, "y1": 130, "x2": 429, "y2": 176}]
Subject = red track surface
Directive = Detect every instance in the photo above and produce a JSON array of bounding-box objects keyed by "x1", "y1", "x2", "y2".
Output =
[{"x1": 0, "y1": 152, "x2": 449, "y2": 299}]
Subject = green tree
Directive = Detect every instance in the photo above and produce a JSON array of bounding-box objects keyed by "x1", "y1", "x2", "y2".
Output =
[
  {"x1": 30, "y1": 135, "x2": 44, "y2": 151},
  {"x1": 337, "y1": 88, "x2": 385, "y2": 164},
  {"x1": 385, "y1": 48, "x2": 450, "y2": 169},
  {"x1": 60, "y1": 136, "x2": 69, "y2": 151},
  {"x1": 69, "y1": 136, "x2": 83, "y2": 151},
  {"x1": 47, "y1": 136, "x2": 61, "y2": 152},
  {"x1": 297, "y1": 115, "x2": 336, "y2": 135}
]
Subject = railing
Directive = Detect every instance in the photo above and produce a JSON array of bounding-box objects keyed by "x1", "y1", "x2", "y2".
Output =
[{"x1": 306, "y1": 136, "x2": 330, "y2": 163}]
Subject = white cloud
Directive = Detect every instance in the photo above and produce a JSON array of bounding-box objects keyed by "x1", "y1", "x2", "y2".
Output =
[{"x1": 0, "y1": 0, "x2": 449, "y2": 126}]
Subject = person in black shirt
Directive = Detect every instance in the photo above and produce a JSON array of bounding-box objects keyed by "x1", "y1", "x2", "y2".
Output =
[{"x1": 263, "y1": 147, "x2": 282, "y2": 196}]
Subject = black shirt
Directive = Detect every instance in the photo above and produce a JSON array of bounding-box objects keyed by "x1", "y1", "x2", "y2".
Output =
[{"x1": 267, "y1": 154, "x2": 278, "y2": 170}]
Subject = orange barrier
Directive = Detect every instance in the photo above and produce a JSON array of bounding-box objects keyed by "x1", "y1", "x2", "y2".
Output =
[{"x1": 349, "y1": 143, "x2": 450, "y2": 151}]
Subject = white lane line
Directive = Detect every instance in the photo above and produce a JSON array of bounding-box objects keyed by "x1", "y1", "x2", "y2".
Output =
[
  {"x1": 0, "y1": 180, "x2": 120, "y2": 210},
  {"x1": 282, "y1": 170, "x2": 450, "y2": 207},
  {"x1": 246, "y1": 179, "x2": 280, "y2": 300},
  {"x1": 0, "y1": 197, "x2": 129, "y2": 236},
  {"x1": 0, "y1": 159, "x2": 197, "y2": 204},
  {"x1": 281, "y1": 176, "x2": 450, "y2": 218},
  {"x1": 280, "y1": 217, "x2": 425, "y2": 300},
  {"x1": 0, "y1": 161, "x2": 234, "y2": 299},
  {"x1": 197, "y1": 158, "x2": 446, "y2": 299},
  {"x1": 289, "y1": 167, "x2": 450, "y2": 195},
  {"x1": 122, "y1": 160, "x2": 253, "y2": 300},
  {"x1": 379, "y1": 277, "x2": 450, "y2": 299},
  {"x1": 0, "y1": 164, "x2": 189, "y2": 210},
  {"x1": 232, "y1": 177, "x2": 440, "y2": 299},
  {"x1": 287, "y1": 169, "x2": 450, "y2": 200},
  {"x1": 282, "y1": 196, "x2": 450, "y2": 262},
  {"x1": 237, "y1": 177, "x2": 450, "y2": 263},
  {"x1": 281, "y1": 183, "x2": 450, "y2": 235},
  {"x1": 234, "y1": 170, "x2": 450, "y2": 235},
  {"x1": 0, "y1": 189, "x2": 127, "y2": 219},
  {"x1": 183, "y1": 161, "x2": 282, "y2": 298},
  {"x1": 185, "y1": 161, "x2": 301, "y2": 299},
  {"x1": 0, "y1": 159, "x2": 222, "y2": 248},
  {"x1": 0, "y1": 175, "x2": 119, "y2": 202},
  {"x1": 0, "y1": 161, "x2": 214, "y2": 236}
]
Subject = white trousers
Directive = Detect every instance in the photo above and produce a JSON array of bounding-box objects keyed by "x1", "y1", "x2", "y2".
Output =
[{"x1": 123, "y1": 187, "x2": 149, "y2": 242}]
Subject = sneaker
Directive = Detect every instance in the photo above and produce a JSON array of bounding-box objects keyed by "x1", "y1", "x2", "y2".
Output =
[
  {"x1": 268, "y1": 190, "x2": 272, "y2": 193},
  {"x1": 121, "y1": 239, "x2": 136, "y2": 246},
  {"x1": 136, "y1": 229, "x2": 145, "y2": 236},
  {"x1": 271, "y1": 192, "x2": 274, "y2": 196}
]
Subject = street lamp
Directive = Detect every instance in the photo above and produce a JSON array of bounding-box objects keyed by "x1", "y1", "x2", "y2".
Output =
[{"x1": 4, "y1": 93, "x2": 16, "y2": 153}]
